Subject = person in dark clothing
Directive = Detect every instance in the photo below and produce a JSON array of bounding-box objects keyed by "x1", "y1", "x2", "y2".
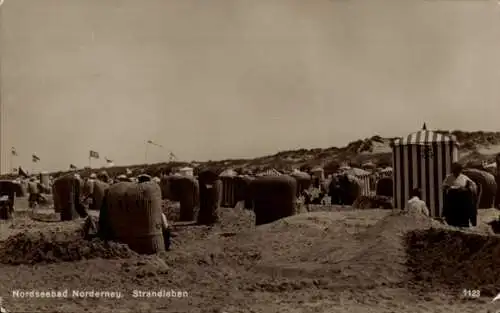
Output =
[
  {"x1": 303, "y1": 189, "x2": 312, "y2": 205},
  {"x1": 442, "y1": 163, "x2": 478, "y2": 227},
  {"x1": 96, "y1": 190, "x2": 113, "y2": 241},
  {"x1": 338, "y1": 174, "x2": 352, "y2": 205},
  {"x1": 312, "y1": 178, "x2": 320, "y2": 189},
  {"x1": 328, "y1": 176, "x2": 341, "y2": 205},
  {"x1": 442, "y1": 180, "x2": 477, "y2": 227},
  {"x1": 161, "y1": 212, "x2": 171, "y2": 251}
]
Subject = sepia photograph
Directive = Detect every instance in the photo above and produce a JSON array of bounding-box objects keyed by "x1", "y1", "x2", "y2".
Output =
[{"x1": 1, "y1": 0, "x2": 500, "y2": 312}]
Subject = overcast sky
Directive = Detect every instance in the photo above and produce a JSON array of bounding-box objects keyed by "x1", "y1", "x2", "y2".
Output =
[{"x1": 1, "y1": 0, "x2": 500, "y2": 172}]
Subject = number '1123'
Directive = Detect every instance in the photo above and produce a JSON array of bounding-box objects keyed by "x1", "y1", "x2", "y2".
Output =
[{"x1": 462, "y1": 289, "x2": 480, "y2": 298}]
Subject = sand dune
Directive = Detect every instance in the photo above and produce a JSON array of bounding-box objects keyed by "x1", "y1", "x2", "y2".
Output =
[{"x1": 0, "y1": 204, "x2": 498, "y2": 312}]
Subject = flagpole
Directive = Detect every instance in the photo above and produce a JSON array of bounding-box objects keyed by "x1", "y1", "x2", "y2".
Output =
[
  {"x1": 0, "y1": 2, "x2": 3, "y2": 175},
  {"x1": 89, "y1": 155, "x2": 91, "y2": 169},
  {"x1": 145, "y1": 141, "x2": 149, "y2": 163}
]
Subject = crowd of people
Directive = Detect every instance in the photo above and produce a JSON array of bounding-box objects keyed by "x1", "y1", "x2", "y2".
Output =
[
  {"x1": 297, "y1": 160, "x2": 481, "y2": 229},
  {"x1": 6, "y1": 161, "x2": 483, "y2": 253},
  {"x1": 405, "y1": 162, "x2": 479, "y2": 228}
]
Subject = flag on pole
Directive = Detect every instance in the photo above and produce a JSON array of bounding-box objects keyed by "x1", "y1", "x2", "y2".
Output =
[
  {"x1": 105, "y1": 158, "x2": 114, "y2": 167},
  {"x1": 32, "y1": 154, "x2": 40, "y2": 163},
  {"x1": 69, "y1": 164, "x2": 77, "y2": 170},
  {"x1": 89, "y1": 150, "x2": 99, "y2": 159},
  {"x1": 169, "y1": 152, "x2": 176, "y2": 161},
  {"x1": 147, "y1": 140, "x2": 163, "y2": 148},
  {"x1": 11, "y1": 147, "x2": 17, "y2": 156},
  {"x1": 18, "y1": 166, "x2": 28, "y2": 177}
]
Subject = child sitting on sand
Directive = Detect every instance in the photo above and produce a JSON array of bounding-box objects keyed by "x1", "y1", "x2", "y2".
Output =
[{"x1": 405, "y1": 188, "x2": 430, "y2": 217}]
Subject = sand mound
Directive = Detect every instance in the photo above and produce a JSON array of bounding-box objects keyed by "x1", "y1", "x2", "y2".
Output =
[
  {"x1": 11, "y1": 209, "x2": 60, "y2": 222},
  {"x1": 356, "y1": 211, "x2": 443, "y2": 241},
  {"x1": 281, "y1": 212, "x2": 441, "y2": 289},
  {"x1": 222, "y1": 211, "x2": 383, "y2": 267},
  {"x1": 328, "y1": 212, "x2": 442, "y2": 288},
  {"x1": 0, "y1": 229, "x2": 137, "y2": 265},
  {"x1": 406, "y1": 227, "x2": 500, "y2": 296},
  {"x1": 165, "y1": 201, "x2": 255, "y2": 231},
  {"x1": 150, "y1": 207, "x2": 500, "y2": 296},
  {"x1": 121, "y1": 256, "x2": 170, "y2": 280},
  {"x1": 174, "y1": 210, "x2": 438, "y2": 292}
]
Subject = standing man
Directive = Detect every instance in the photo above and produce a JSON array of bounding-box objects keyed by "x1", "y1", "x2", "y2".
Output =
[
  {"x1": 442, "y1": 162, "x2": 477, "y2": 227},
  {"x1": 27, "y1": 176, "x2": 40, "y2": 209},
  {"x1": 82, "y1": 174, "x2": 97, "y2": 207}
]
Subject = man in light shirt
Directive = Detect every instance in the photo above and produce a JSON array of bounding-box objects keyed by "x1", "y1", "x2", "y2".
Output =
[
  {"x1": 442, "y1": 162, "x2": 477, "y2": 227},
  {"x1": 405, "y1": 188, "x2": 429, "y2": 216},
  {"x1": 442, "y1": 162, "x2": 477, "y2": 192}
]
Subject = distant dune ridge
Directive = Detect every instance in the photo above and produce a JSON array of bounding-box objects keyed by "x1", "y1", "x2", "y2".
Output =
[{"x1": 3, "y1": 130, "x2": 500, "y2": 179}]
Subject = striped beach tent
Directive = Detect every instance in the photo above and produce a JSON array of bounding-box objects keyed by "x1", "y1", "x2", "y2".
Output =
[
  {"x1": 392, "y1": 125, "x2": 459, "y2": 217},
  {"x1": 373, "y1": 167, "x2": 393, "y2": 186},
  {"x1": 220, "y1": 169, "x2": 238, "y2": 207},
  {"x1": 340, "y1": 167, "x2": 372, "y2": 196},
  {"x1": 370, "y1": 167, "x2": 390, "y2": 191},
  {"x1": 310, "y1": 167, "x2": 324, "y2": 188},
  {"x1": 178, "y1": 167, "x2": 194, "y2": 177},
  {"x1": 379, "y1": 167, "x2": 393, "y2": 177},
  {"x1": 310, "y1": 167, "x2": 325, "y2": 180},
  {"x1": 256, "y1": 168, "x2": 282, "y2": 177},
  {"x1": 353, "y1": 168, "x2": 372, "y2": 196}
]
